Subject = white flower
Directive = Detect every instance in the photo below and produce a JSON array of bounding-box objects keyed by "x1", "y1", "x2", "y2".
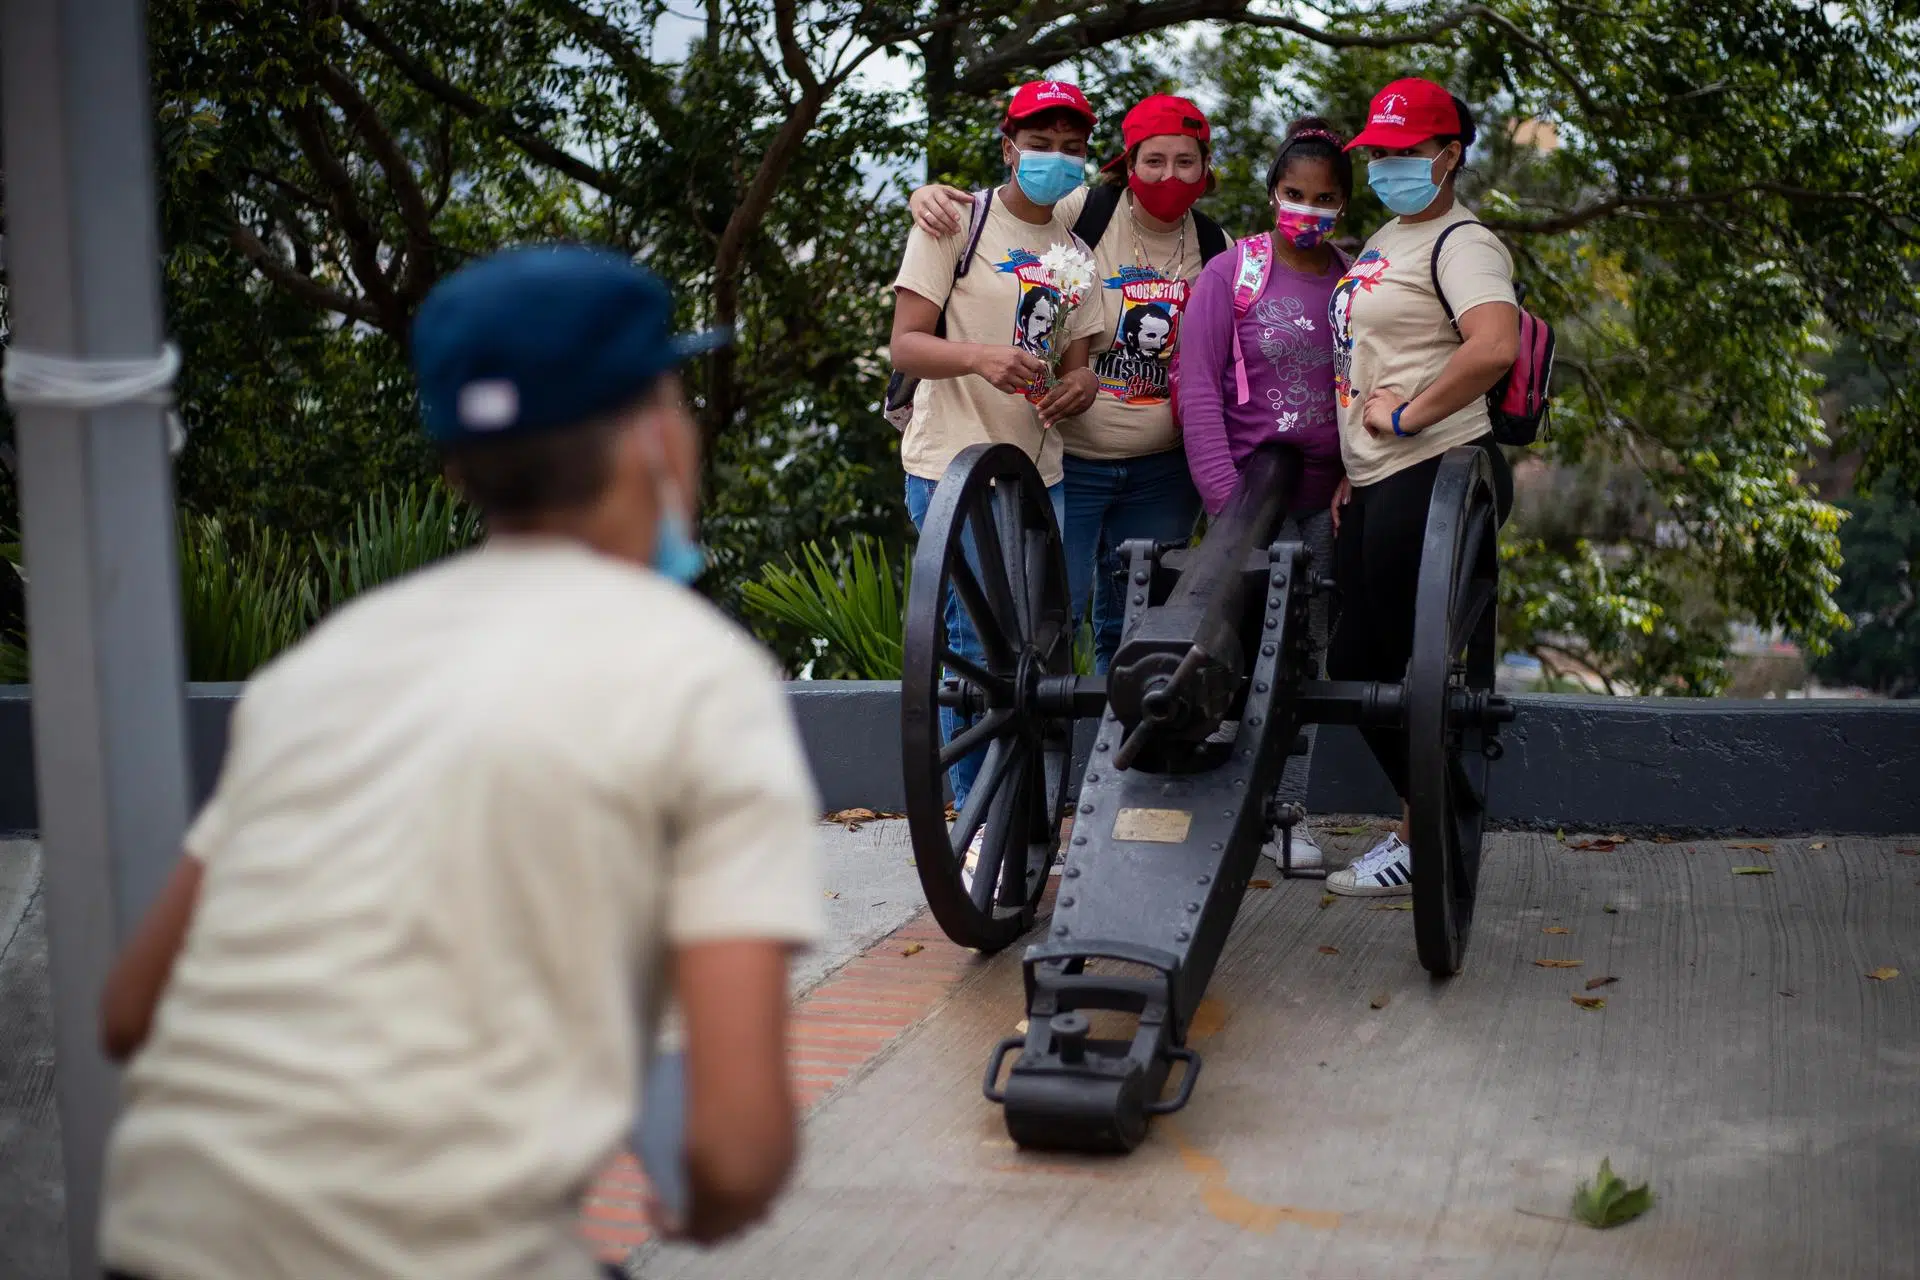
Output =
[
  {"x1": 1275, "y1": 411, "x2": 1300, "y2": 434},
  {"x1": 1037, "y1": 243, "x2": 1097, "y2": 306},
  {"x1": 1293, "y1": 316, "x2": 1315, "y2": 331}
]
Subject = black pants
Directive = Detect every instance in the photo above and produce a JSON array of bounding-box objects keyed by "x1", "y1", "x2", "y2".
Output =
[{"x1": 1326, "y1": 436, "x2": 1513, "y2": 800}]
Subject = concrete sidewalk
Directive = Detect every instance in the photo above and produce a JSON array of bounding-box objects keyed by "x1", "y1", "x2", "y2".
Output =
[{"x1": 640, "y1": 823, "x2": 1920, "y2": 1280}]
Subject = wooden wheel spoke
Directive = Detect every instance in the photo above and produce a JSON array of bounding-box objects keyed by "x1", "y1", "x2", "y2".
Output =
[
  {"x1": 948, "y1": 553, "x2": 1017, "y2": 667},
  {"x1": 939, "y1": 707, "x2": 1015, "y2": 767},
  {"x1": 1449, "y1": 751, "x2": 1487, "y2": 813},
  {"x1": 992, "y1": 484, "x2": 1037, "y2": 644},
  {"x1": 1452, "y1": 578, "x2": 1497, "y2": 651},
  {"x1": 950, "y1": 736, "x2": 1022, "y2": 861},
  {"x1": 967, "y1": 487, "x2": 1027, "y2": 647},
  {"x1": 941, "y1": 647, "x2": 1011, "y2": 701}
]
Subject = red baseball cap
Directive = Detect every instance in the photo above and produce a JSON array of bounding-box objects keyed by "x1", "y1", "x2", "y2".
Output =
[
  {"x1": 1002, "y1": 79, "x2": 1097, "y2": 134},
  {"x1": 1345, "y1": 77, "x2": 1461, "y2": 150},
  {"x1": 1100, "y1": 94, "x2": 1212, "y2": 172}
]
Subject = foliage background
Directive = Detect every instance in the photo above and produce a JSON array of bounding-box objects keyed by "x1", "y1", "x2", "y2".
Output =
[{"x1": 2, "y1": 0, "x2": 1916, "y2": 693}]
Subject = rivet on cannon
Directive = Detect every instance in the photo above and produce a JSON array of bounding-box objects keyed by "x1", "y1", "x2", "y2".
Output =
[
  {"x1": 1133, "y1": 571, "x2": 1149, "y2": 585},
  {"x1": 1065, "y1": 866, "x2": 1081, "y2": 878},
  {"x1": 1096, "y1": 741, "x2": 1110, "y2": 752},
  {"x1": 1080, "y1": 803, "x2": 1094, "y2": 814},
  {"x1": 1086, "y1": 773, "x2": 1100, "y2": 784},
  {"x1": 1248, "y1": 716, "x2": 1262, "y2": 726},
  {"x1": 1186, "y1": 902, "x2": 1201, "y2": 913},
  {"x1": 1255, "y1": 682, "x2": 1269, "y2": 693},
  {"x1": 1060, "y1": 896, "x2": 1075, "y2": 909},
  {"x1": 1262, "y1": 645, "x2": 1276, "y2": 657},
  {"x1": 1265, "y1": 618, "x2": 1278, "y2": 629},
  {"x1": 1209, "y1": 843, "x2": 1222, "y2": 852},
  {"x1": 1055, "y1": 924, "x2": 1070, "y2": 937},
  {"x1": 1133, "y1": 594, "x2": 1146, "y2": 605},
  {"x1": 1176, "y1": 928, "x2": 1191, "y2": 942},
  {"x1": 1073, "y1": 835, "x2": 1087, "y2": 845}
]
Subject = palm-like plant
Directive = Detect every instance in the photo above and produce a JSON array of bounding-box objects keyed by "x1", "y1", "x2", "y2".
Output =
[
  {"x1": 741, "y1": 535, "x2": 906, "y2": 680},
  {"x1": 317, "y1": 483, "x2": 482, "y2": 612},
  {"x1": 177, "y1": 515, "x2": 320, "y2": 682}
]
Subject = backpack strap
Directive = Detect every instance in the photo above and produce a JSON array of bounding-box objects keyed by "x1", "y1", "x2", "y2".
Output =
[
  {"x1": 933, "y1": 190, "x2": 993, "y2": 339},
  {"x1": 1194, "y1": 210, "x2": 1230, "y2": 263},
  {"x1": 1069, "y1": 183, "x2": 1122, "y2": 250},
  {"x1": 1227, "y1": 233, "x2": 1274, "y2": 406},
  {"x1": 1429, "y1": 220, "x2": 1466, "y2": 332}
]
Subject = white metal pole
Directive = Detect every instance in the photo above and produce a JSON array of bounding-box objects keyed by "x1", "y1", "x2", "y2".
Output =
[{"x1": 0, "y1": 0, "x2": 193, "y2": 1272}]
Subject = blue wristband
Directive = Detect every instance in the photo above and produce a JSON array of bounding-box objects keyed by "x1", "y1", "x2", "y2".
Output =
[{"x1": 1391, "y1": 402, "x2": 1412, "y2": 437}]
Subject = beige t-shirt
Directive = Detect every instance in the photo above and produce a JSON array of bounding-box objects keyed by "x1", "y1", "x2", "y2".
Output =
[
  {"x1": 100, "y1": 538, "x2": 825, "y2": 1280},
  {"x1": 1329, "y1": 206, "x2": 1515, "y2": 486},
  {"x1": 894, "y1": 189, "x2": 1106, "y2": 486},
  {"x1": 1053, "y1": 187, "x2": 1210, "y2": 462}
]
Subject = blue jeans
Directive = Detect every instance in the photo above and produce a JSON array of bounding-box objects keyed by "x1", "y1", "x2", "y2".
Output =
[
  {"x1": 1060, "y1": 449, "x2": 1202, "y2": 674},
  {"x1": 905, "y1": 474, "x2": 1066, "y2": 809}
]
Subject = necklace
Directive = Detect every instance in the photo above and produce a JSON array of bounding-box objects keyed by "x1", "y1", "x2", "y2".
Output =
[{"x1": 1126, "y1": 192, "x2": 1187, "y2": 280}]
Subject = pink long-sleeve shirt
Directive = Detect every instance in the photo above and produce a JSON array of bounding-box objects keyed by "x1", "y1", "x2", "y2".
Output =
[{"x1": 1179, "y1": 242, "x2": 1348, "y2": 517}]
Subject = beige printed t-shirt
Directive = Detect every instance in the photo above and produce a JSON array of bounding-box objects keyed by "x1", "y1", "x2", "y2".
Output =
[
  {"x1": 894, "y1": 189, "x2": 1106, "y2": 486},
  {"x1": 100, "y1": 538, "x2": 825, "y2": 1280},
  {"x1": 1053, "y1": 186, "x2": 1211, "y2": 462},
  {"x1": 1328, "y1": 206, "x2": 1515, "y2": 486}
]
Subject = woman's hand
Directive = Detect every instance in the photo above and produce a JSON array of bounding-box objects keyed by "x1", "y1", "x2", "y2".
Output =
[
  {"x1": 1038, "y1": 368, "x2": 1099, "y2": 427},
  {"x1": 973, "y1": 345, "x2": 1049, "y2": 395},
  {"x1": 1330, "y1": 477, "x2": 1353, "y2": 536},
  {"x1": 1362, "y1": 387, "x2": 1411, "y2": 439},
  {"x1": 909, "y1": 184, "x2": 975, "y2": 238}
]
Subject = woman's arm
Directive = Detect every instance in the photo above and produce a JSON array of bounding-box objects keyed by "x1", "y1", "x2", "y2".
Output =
[
  {"x1": 908, "y1": 183, "x2": 975, "y2": 238},
  {"x1": 891, "y1": 288, "x2": 1046, "y2": 393},
  {"x1": 1177, "y1": 266, "x2": 1244, "y2": 516},
  {"x1": 1385, "y1": 300, "x2": 1519, "y2": 434},
  {"x1": 100, "y1": 853, "x2": 203, "y2": 1062}
]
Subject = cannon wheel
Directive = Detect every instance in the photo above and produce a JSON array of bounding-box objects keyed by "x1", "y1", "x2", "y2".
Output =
[
  {"x1": 1407, "y1": 447, "x2": 1501, "y2": 977},
  {"x1": 902, "y1": 444, "x2": 1075, "y2": 952}
]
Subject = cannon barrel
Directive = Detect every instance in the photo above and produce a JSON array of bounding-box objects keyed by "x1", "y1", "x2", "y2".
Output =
[{"x1": 1107, "y1": 445, "x2": 1303, "y2": 765}]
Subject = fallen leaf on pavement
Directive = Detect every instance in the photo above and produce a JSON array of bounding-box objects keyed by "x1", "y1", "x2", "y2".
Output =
[
  {"x1": 1732, "y1": 866, "x2": 1774, "y2": 876},
  {"x1": 1317, "y1": 945, "x2": 1340, "y2": 955},
  {"x1": 1867, "y1": 967, "x2": 1900, "y2": 982},
  {"x1": 1248, "y1": 878, "x2": 1275, "y2": 889},
  {"x1": 1535, "y1": 958, "x2": 1584, "y2": 968},
  {"x1": 1328, "y1": 825, "x2": 1371, "y2": 836},
  {"x1": 1543, "y1": 926, "x2": 1571, "y2": 935},
  {"x1": 1571, "y1": 1158, "x2": 1651, "y2": 1227},
  {"x1": 1900, "y1": 848, "x2": 1919, "y2": 856},
  {"x1": 826, "y1": 807, "x2": 880, "y2": 831},
  {"x1": 900, "y1": 942, "x2": 925, "y2": 957},
  {"x1": 1570, "y1": 995, "x2": 1607, "y2": 1010},
  {"x1": 1569, "y1": 838, "x2": 1620, "y2": 852},
  {"x1": 1369, "y1": 991, "x2": 1390, "y2": 1010},
  {"x1": 1728, "y1": 842, "x2": 1774, "y2": 853},
  {"x1": 1779, "y1": 990, "x2": 1797, "y2": 998},
  {"x1": 1319, "y1": 893, "x2": 1337, "y2": 909},
  {"x1": 824, "y1": 890, "x2": 841, "y2": 899},
  {"x1": 1015, "y1": 1018, "x2": 1028, "y2": 1033},
  {"x1": 1809, "y1": 842, "x2": 1827, "y2": 850},
  {"x1": 1556, "y1": 828, "x2": 1567, "y2": 843},
  {"x1": 1586, "y1": 975, "x2": 1619, "y2": 991},
  {"x1": 1603, "y1": 904, "x2": 1619, "y2": 914},
  {"x1": 1652, "y1": 834, "x2": 1678, "y2": 844},
  {"x1": 1368, "y1": 902, "x2": 1415, "y2": 911}
]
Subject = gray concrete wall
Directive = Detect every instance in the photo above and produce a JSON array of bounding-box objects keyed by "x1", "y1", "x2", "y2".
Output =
[{"x1": 2, "y1": 684, "x2": 1916, "y2": 836}]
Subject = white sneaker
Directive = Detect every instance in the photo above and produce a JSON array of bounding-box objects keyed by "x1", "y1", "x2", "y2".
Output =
[
  {"x1": 1262, "y1": 822, "x2": 1324, "y2": 871},
  {"x1": 1327, "y1": 832, "x2": 1413, "y2": 897}
]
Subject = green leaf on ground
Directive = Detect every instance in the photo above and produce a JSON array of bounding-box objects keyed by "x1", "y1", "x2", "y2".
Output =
[
  {"x1": 1602, "y1": 904, "x2": 1619, "y2": 914},
  {"x1": 1571, "y1": 1158, "x2": 1654, "y2": 1228},
  {"x1": 1328, "y1": 825, "x2": 1371, "y2": 836},
  {"x1": 1731, "y1": 866, "x2": 1775, "y2": 875},
  {"x1": 1319, "y1": 894, "x2": 1336, "y2": 909}
]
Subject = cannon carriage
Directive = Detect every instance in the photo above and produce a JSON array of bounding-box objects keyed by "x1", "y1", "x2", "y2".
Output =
[{"x1": 902, "y1": 440, "x2": 1515, "y2": 1154}]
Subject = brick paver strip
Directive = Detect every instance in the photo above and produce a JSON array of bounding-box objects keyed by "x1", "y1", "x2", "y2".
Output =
[{"x1": 573, "y1": 908, "x2": 988, "y2": 1264}]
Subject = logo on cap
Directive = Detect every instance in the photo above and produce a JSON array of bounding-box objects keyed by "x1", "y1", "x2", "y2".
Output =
[
  {"x1": 1036, "y1": 81, "x2": 1072, "y2": 101},
  {"x1": 1373, "y1": 93, "x2": 1408, "y2": 126},
  {"x1": 458, "y1": 379, "x2": 520, "y2": 430}
]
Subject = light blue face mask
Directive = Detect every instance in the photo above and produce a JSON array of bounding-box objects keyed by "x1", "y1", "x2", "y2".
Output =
[
  {"x1": 1011, "y1": 147, "x2": 1088, "y2": 206},
  {"x1": 1367, "y1": 154, "x2": 1444, "y2": 217},
  {"x1": 653, "y1": 507, "x2": 706, "y2": 584}
]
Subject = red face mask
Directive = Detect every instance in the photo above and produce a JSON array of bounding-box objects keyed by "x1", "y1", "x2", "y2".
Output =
[{"x1": 1128, "y1": 170, "x2": 1207, "y2": 223}]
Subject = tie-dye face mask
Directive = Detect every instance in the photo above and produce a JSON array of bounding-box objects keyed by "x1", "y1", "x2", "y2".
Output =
[{"x1": 1274, "y1": 200, "x2": 1339, "y2": 248}]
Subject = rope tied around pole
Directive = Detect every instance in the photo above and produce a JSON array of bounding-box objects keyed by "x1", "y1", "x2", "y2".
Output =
[{"x1": 3, "y1": 342, "x2": 188, "y2": 454}]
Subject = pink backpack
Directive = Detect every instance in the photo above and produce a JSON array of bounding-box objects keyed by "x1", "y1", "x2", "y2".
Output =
[
  {"x1": 1432, "y1": 221, "x2": 1555, "y2": 446},
  {"x1": 1167, "y1": 232, "x2": 1274, "y2": 426}
]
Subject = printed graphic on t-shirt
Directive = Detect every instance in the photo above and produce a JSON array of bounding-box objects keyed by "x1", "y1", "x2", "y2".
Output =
[
  {"x1": 1253, "y1": 295, "x2": 1335, "y2": 438},
  {"x1": 997, "y1": 248, "x2": 1064, "y2": 402},
  {"x1": 1329, "y1": 248, "x2": 1391, "y2": 408},
  {"x1": 1094, "y1": 267, "x2": 1189, "y2": 404}
]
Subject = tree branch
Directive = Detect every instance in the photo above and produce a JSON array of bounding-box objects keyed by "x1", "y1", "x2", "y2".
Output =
[
  {"x1": 957, "y1": 1, "x2": 1472, "y2": 95},
  {"x1": 772, "y1": 0, "x2": 820, "y2": 93},
  {"x1": 284, "y1": 103, "x2": 399, "y2": 321},
  {"x1": 336, "y1": 0, "x2": 629, "y2": 202},
  {"x1": 1483, "y1": 180, "x2": 1920, "y2": 240},
  {"x1": 310, "y1": 62, "x2": 439, "y2": 305},
  {"x1": 227, "y1": 216, "x2": 382, "y2": 325},
  {"x1": 532, "y1": 0, "x2": 677, "y2": 118}
]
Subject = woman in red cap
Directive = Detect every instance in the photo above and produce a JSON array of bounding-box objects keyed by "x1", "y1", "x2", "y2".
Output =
[
  {"x1": 890, "y1": 79, "x2": 1109, "y2": 827},
  {"x1": 1323, "y1": 77, "x2": 1520, "y2": 897},
  {"x1": 910, "y1": 94, "x2": 1235, "y2": 676}
]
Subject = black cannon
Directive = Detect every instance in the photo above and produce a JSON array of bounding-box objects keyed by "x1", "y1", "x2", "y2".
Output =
[{"x1": 901, "y1": 440, "x2": 1514, "y2": 1153}]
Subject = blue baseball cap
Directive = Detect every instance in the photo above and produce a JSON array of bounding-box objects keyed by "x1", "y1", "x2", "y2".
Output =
[{"x1": 410, "y1": 244, "x2": 729, "y2": 444}]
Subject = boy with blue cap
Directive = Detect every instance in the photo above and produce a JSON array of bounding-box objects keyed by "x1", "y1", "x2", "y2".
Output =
[{"x1": 94, "y1": 245, "x2": 825, "y2": 1279}]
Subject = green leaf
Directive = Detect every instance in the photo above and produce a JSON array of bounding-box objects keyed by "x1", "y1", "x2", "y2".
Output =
[{"x1": 1570, "y1": 1158, "x2": 1655, "y2": 1229}]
